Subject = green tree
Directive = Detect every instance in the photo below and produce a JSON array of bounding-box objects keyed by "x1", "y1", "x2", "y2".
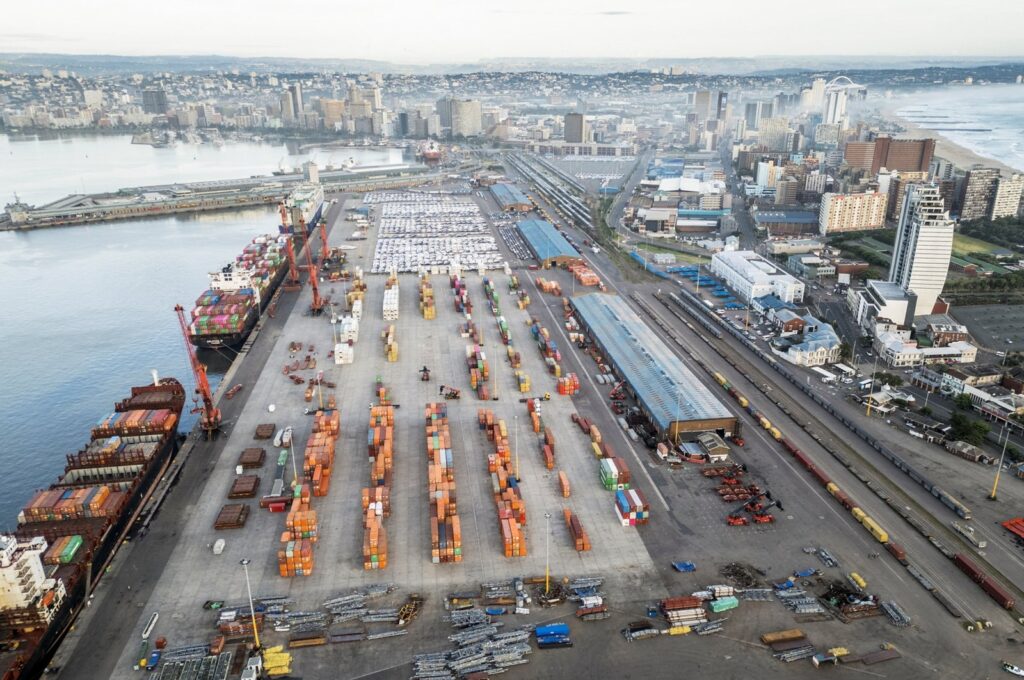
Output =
[
  {"x1": 919, "y1": 406, "x2": 933, "y2": 417},
  {"x1": 1005, "y1": 445, "x2": 1022, "y2": 464},
  {"x1": 839, "y1": 342, "x2": 852, "y2": 361},
  {"x1": 954, "y1": 394, "x2": 974, "y2": 410},
  {"x1": 949, "y1": 412, "x2": 989, "y2": 445}
]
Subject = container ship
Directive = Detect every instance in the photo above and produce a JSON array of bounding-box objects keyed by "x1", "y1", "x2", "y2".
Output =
[
  {"x1": 0, "y1": 376, "x2": 185, "y2": 680},
  {"x1": 187, "y1": 234, "x2": 289, "y2": 349}
]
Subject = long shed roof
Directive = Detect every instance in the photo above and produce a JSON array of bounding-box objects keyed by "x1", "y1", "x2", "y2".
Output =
[
  {"x1": 516, "y1": 218, "x2": 579, "y2": 261},
  {"x1": 571, "y1": 293, "x2": 733, "y2": 430}
]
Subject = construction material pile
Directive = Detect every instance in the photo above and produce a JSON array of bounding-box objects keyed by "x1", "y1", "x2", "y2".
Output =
[
  {"x1": 426, "y1": 403, "x2": 462, "y2": 563},
  {"x1": 479, "y1": 409, "x2": 527, "y2": 558},
  {"x1": 568, "y1": 262, "x2": 601, "y2": 287},
  {"x1": 412, "y1": 622, "x2": 534, "y2": 679},
  {"x1": 535, "y1": 278, "x2": 562, "y2": 296},
  {"x1": 383, "y1": 273, "x2": 400, "y2": 320}
]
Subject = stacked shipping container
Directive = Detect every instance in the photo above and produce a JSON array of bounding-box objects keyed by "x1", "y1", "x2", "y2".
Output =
[
  {"x1": 426, "y1": 403, "x2": 462, "y2": 563},
  {"x1": 479, "y1": 409, "x2": 527, "y2": 558},
  {"x1": 363, "y1": 385, "x2": 395, "y2": 570}
]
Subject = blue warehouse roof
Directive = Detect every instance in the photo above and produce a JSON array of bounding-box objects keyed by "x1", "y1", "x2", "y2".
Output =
[
  {"x1": 516, "y1": 219, "x2": 579, "y2": 261},
  {"x1": 753, "y1": 210, "x2": 818, "y2": 224},
  {"x1": 490, "y1": 183, "x2": 532, "y2": 208},
  {"x1": 570, "y1": 294, "x2": 734, "y2": 431}
]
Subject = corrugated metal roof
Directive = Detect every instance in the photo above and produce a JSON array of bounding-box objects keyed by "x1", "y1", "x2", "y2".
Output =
[
  {"x1": 571, "y1": 293, "x2": 733, "y2": 430},
  {"x1": 490, "y1": 183, "x2": 531, "y2": 208},
  {"x1": 516, "y1": 219, "x2": 579, "y2": 261},
  {"x1": 753, "y1": 211, "x2": 818, "y2": 224}
]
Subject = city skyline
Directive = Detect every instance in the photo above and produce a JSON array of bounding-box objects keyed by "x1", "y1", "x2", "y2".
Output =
[{"x1": 4, "y1": 0, "x2": 1024, "y2": 63}]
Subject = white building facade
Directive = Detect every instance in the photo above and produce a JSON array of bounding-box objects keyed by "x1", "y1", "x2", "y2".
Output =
[{"x1": 710, "y1": 250, "x2": 805, "y2": 303}]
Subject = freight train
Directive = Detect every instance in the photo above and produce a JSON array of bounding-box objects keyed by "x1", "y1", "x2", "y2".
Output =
[
  {"x1": 0, "y1": 377, "x2": 185, "y2": 679},
  {"x1": 707, "y1": 370, "x2": 1019, "y2": 616}
]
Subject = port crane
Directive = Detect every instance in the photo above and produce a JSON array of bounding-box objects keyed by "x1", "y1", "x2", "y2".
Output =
[
  {"x1": 319, "y1": 220, "x2": 330, "y2": 266},
  {"x1": 174, "y1": 305, "x2": 222, "y2": 438},
  {"x1": 305, "y1": 246, "x2": 325, "y2": 316}
]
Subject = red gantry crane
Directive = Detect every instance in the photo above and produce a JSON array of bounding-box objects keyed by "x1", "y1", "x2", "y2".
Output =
[
  {"x1": 279, "y1": 203, "x2": 301, "y2": 290},
  {"x1": 174, "y1": 305, "x2": 222, "y2": 438},
  {"x1": 319, "y1": 220, "x2": 330, "y2": 266},
  {"x1": 304, "y1": 246, "x2": 325, "y2": 316}
]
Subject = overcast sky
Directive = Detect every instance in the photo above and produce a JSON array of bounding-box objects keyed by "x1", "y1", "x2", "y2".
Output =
[{"x1": 3, "y1": 0, "x2": 1022, "y2": 63}]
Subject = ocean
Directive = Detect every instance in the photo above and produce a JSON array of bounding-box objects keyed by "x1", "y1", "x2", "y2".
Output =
[
  {"x1": 0, "y1": 133, "x2": 403, "y2": 521},
  {"x1": 895, "y1": 84, "x2": 1024, "y2": 172}
]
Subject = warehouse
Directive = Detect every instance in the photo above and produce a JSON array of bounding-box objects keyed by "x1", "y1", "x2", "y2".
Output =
[
  {"x1": 490, "y1": 183, "x2": 533, "y2": 212},
  {"x1": 570, "y1": 293, "x2": 737, "y2": 440},
  {"x1": 752, "y1": 210, "x2": 819, "y2": 237},
  {"x1": 516, "y1": 218, "x2": 581, "y2": 267}
]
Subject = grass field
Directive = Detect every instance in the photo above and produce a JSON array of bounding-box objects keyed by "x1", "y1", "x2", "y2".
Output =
[{"x1": 953, "y1": 233, "x2": 1005, "y2": 257}]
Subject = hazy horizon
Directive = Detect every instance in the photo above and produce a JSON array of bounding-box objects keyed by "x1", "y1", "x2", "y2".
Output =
[{"x1": 4, "y1": 0, "x2": 1022, "y2": 64}]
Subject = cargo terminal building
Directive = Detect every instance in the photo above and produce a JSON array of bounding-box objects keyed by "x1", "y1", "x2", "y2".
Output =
[
  {"x1": 516, "y1": 218, "x2": 581, "y2": 267},
  {"x1": 490, "y1": 183, "x2": 533, "y2": 212},
  {"x1": 571, "y1": 293, "x2": 738, "y2": 441}
]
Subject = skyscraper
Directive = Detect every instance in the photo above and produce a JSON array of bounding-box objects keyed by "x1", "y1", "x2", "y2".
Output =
[
  {"x1": 288, "y1": 83, "x2": 303, "y2": 118},
  {"x1": 280, "y1": 91, "x2": 295, "y2": 124},
  {"x1": 694, "y1": 90, "x2": 714, "y2": 121},
  {"x1": 564, "y1": 113, "x2": 587, "y2": 143},
  {"x1": 889, "y1": 184, "x2": 954, "y2": 317},
  {"x1": 715, "y1": 91, "x2": 729, "y2": 121},
  {"x1": 437, "y1": 98, "x2": 482, "y2": 138},
  {"x1": 958, "y1": 167, "x2": 1000, "y2": 221},
  {"x1": 142, "y1": 87, "x2": 169, "y2": 114},
  {"x1": 991, "y1": 173, "x2": 1024, "y2": 219},
  {"x1": 823, "y1": 89, "x2": 847, "y2": 127}
]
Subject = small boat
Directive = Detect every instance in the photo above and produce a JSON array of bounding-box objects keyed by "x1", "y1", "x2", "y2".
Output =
[{"x1": 1004, "y1": 662, "x2": 1024, "y2": 677}]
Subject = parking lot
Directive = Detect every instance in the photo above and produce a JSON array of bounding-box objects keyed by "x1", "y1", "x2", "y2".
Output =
[{"x1": 951, "y1": 303, "x2": 1024, "y2": 349}]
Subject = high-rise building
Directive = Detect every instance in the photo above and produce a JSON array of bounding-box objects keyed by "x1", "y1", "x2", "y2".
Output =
[
  {"x1": 887, "y1": 172, "x2": 929, "y2": 220},
  {"x1": 991, "y1": 173, "x2": 1024, "y2": 219},
  {"x1": 694, "y1": 90, "x2": 715, "y2": 120},
  {"x1": 843, "y1": 141, "x2": 875, "y2": 171},
  {"x1": 280, "y1": 91, "x2": 296, "y2": 124},
  {"x1": 564, "y1": 113, "x2": 588, "y2": 143},
  {"x1": 889, "y1": 184, "x2": 954, "y2": 317},
  {"x1": 438, "y1": 98, "x2": 482, "y2": 138},
  {"x1": 758, "y1": 117, "x2": 790, "y2": 151},
  {"x1": 142, "y1": 87, "x2": 168, "y2": 114},
  {"x1": 823, "y1": 89, "x2": 847, "y2": 127},
  {"x1": 871, "y1": 137, "x2": 934, "y2": 175},
  {"x1": 818, "y1": 192, "x2": 888, "y2": 235},
  {"x1": 959, "y1": 167, "x2": 1000, "y2": 221},
  {"x1": 288, "y1": 83, "x2": 303, "y2": 118},
  {"x1": 809, "y1": 78, "x2": 826, "y2": 111},
  {"x1": 318, "y1": 99, "x2": 346, "y2": 129},
  {"x1": 715, "y1": 91, "x2": 729, "y2": 121},
  {"x1": 743, "y1": 101, "x2": 773, "y2": 130}
]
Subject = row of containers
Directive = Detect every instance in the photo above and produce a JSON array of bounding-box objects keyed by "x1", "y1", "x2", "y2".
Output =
[
  {"x1": 276, "y1": 409, "x2": 340, "y2": 577},
  {"x1": 529, "y1": 319, "x2": 564, "y2": 378},
  {"x1": 451, "y1": 274, "x2": 473, "y2": 315},
  {"x1": 529, "y1": 401, "x2": 592, "y2": 552},
  {"x1": 419, "y1": 274, "x2": 436, "y2": 319},
  {"x1": 363, "y1": 383, "x2": 395, "y2": 570},
  {"x1": 571, "y1": 413, "x2": 650, "y2": 526},
  {"x1": 709, "y1": 370, "x2": 1018, "y2": 613},
  {"x1": 465, "y1": 345, "x2": 491, "y2": 400},
  {"x1": 482, "y1": 277, "x2": 501, "y2": 317},
  {"x1": 478, "y1": 408, "x2": 528, "y2": 558},
  {"x1": 426, "y1": 403, "x2": 463, "y2": 563},
  {"x1": 508, "y1": 275, "x2": 532, "y2": 310}
]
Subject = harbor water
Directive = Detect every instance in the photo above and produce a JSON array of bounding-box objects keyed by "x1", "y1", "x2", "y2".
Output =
[{"x1": 0, "y1": 133, "x2": 402, "y2": 521}]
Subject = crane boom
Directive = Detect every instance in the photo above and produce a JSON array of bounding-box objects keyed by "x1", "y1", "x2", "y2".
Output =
[
  {"x1": 174, "y1": 304, "x2": 221, "y2": 437},
  {"x1": 319, "y1": 221, "x2": 330, "y2": 265},
  {"x1": 304, "y1": 246, "x2": 324, "y2": 315}
]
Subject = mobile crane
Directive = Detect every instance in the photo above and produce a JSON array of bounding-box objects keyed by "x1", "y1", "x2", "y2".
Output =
[
  {"x1": 174, "y1": 305, "x2": 221, "y2": 438},
  {"x1": 279, "y1": 203, "x2": 301, "y2": 291}
]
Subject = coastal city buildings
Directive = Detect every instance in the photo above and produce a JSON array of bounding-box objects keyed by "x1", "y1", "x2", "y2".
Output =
[
  {"x1": 564, "y1": 113, "x2": 588, "y2": 143},
  {"x1": 889, "y1": 184, "x2": 955, "y2": 317},
  {"x1": 959, "y1": 167, "x2": 1001, "y2": 221},
  {"x1": 991, "y1": 173, "x2": 1024, "y2": 219},
  {"x1": 710, "y1": 250, "x2": 805, "y2": 304}
]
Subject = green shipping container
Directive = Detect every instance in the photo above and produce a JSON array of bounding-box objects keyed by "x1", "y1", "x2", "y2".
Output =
[{"x1": 60, "y1": 535, "x2": 84, "y2": 563}]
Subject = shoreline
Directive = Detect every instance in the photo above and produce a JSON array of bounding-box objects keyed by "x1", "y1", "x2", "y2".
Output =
[{"x1": 877, "y1": 101, "x2": 1023, "y2": 175}]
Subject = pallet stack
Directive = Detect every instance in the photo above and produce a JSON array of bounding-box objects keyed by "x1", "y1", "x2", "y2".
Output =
[
  {"x1": 426, "y1": 403, "x2": 462, "y2": 563},
  {"x1": 563, "y1": 508, "x2": 591, "y2": 552},
  {"x1": 278, "y1": 538, "x2": 314, "y2": 577},
  {"x1": 383, "y1": 287, "x2": 400, "y2": 321},
  {"x1": 419, "y1": 274, "x2": 436, "y2": 319},
  {"x1": 558, "y1": 471, "x2": 571, "y2": 498},
  {"x1": 507, "y1": 346, "x2": 522, "y2": 369},
  {"x1": 515, "y1": 370, "x2": 531, "y2": 393},
  {"x1": 363, "y1": 386, "x2": 394, "y2": 570},
  {"x1": 516, "y1": 290, "x2": 531, "y2": 309},
  {"x1": 568, "y1": 262, "x2": 600, "y2": 287},
  {"x1": 535, "y1": 278, "x2": 562, "y2": 296},
  {"x1": 382, "y1": 324, "x2": 399, "y2": 362},
  {"x1": 478, "y1": 409, "x2": 528, "y2": 558},
  {"x1": 465, "y1": 344, "x2": 490, "y2": 400}
]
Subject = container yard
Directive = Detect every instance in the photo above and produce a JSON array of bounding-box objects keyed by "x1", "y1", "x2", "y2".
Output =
[{"x1": 62, "y1": 186, "x2": 1024, "y2": 680}]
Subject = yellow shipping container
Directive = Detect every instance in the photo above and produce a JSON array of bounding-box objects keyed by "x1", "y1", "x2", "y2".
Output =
[{"x1": 851, "y1": 507, "x2": 866, "y2": 522}]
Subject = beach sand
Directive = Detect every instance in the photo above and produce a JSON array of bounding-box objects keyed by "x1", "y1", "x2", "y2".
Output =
[{"x1": 877, "y1": 102, "x2": 1021, "y2": 174}]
